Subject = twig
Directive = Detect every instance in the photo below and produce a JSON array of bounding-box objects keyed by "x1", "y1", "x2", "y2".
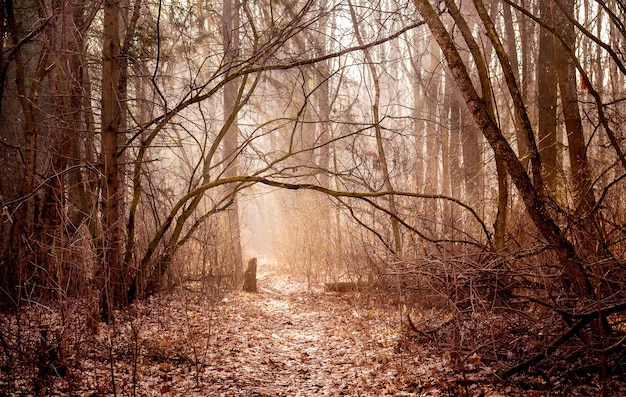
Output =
[{"x1": 497, "y1": 300, "x2": 626, "y2": 379}]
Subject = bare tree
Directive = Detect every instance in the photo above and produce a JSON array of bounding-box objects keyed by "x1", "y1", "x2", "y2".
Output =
[
  {"x1": 347, "y1": 0, "x2": 402, "y2": 254},
  {"x1": 218, "y1": 0, "x2": 245, "y2": 286},
  {"x1": 99, "y1": 0, "x2": 124, "y2": 322},
  {"x1": 536, "y1": 0, "x2": 559, "y2": 196},
  {"x1": 413, "y1": 0, "x2": 593, "y2": 296}
]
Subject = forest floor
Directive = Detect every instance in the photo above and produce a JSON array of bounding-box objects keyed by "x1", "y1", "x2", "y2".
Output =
[{"x1": 2, "y1": 262, "x2": 614, "y2": 396}]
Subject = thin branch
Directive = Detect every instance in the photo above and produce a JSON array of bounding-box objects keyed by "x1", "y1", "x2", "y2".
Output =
[
  {"x1": 497, "y1": 300, "x2": 626, "y2": 379},
  {"x1": 2, "y1": 165, "x2": 102, "y2": 215}
]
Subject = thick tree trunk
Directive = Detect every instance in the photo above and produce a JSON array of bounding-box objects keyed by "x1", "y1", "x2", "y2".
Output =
[
  {"x1": 537, "y1": 0, "x2": 559, "y2": 196},
  {"x1": 3, "y1": 0, "x2": 40, "y2": 308},
  {"x1": 100, "y1": 0, "x2": 123, "y2": 322},
  {"x1": 552, "y1": 0, "x2": 616, "y2": 280},
  {"x1": 448, "y1": 80, "x2": 462, "y2": 202}
]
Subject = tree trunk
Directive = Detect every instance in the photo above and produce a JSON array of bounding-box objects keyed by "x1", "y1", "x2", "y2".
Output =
[
  {"x1": 502, "y1": 2, "x2": 529, "y2": 170},
  {"x1": 410, "y1": 31, "x2": 425, "y2": 192},
  {"x1": 552, "y1": 0, "x2": 616, "y2": 281},
  {"x1": 314, "y1": 8, "x2": 333, "y2": 264},
  {"x1": 554, "y1": 0, "x2": 596, "y2": 217},
  {"x1": 448, "y1": 0, "x2": 491, "y2": 239},
  {"x1": 424, "y1": 37, "x2": 442, "y2": 230},
  {"x1": 100, "y1": 0, "x2": 123, "y2": 322},
  {"x1": 3, "y1": 0, "x2": 41, "y2": 308},
  {"x1": 448, "y1": 80, "x2": 462, "y2": 238},
  {"x1": 223, "y1": 0, "x2": 244, "y2": 286},
  {"x1": 537, "y1": 0, "x2": 559, "y2": 196}
]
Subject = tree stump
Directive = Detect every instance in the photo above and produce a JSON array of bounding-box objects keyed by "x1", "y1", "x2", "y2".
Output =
[{"x1": 242, "y1": 258, "x2": 257, "y2": 293}]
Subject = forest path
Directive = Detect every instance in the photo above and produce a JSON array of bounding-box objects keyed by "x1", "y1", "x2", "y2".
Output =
[
  {"x1": 58, "y1": 267, "x2": 461, "y2": 396},
  {"x1": 196, "y1": 271, "x2": 413, "y2": 395}
]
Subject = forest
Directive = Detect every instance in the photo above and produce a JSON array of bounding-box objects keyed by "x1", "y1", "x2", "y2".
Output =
[{"x1": 1, "y1": 0, "x2": 625, "y2": 395}]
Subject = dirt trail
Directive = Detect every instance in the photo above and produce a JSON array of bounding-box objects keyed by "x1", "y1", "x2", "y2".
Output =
[
  {"x1": 196, "y1": 273, "x2": 410, "y2": 395},
  {"x1": 14, "y1": 267, "x2": 456, "y2": 396},
  {"x1": 103, "y1": 268, "x2": 440, "y2": 396}
]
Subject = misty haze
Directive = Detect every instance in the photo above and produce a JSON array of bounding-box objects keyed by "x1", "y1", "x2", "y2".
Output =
[{"x1": 1, "y1": 0, "x2": 625, "y2": 395}]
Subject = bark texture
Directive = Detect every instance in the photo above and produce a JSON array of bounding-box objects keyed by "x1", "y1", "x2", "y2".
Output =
[{"x1": 100, "y1": 0, "x2": 123, "y2": 322}]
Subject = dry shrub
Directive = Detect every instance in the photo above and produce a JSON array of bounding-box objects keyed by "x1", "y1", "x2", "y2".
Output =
[{"x1": 380, "y1": 245, "x2": 626, "y2": 391}]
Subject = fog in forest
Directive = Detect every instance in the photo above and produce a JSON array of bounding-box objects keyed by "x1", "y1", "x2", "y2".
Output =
[
  {"x1": 239, "y1": 187, "x2": 294, "y2": 264},
  {"x1": 1, "y1": 0, "x2": 625, "y2": 394}
]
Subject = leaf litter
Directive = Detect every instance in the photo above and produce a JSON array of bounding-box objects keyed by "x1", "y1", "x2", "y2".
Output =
[{"x1": 1, "y1": 264, "x2": 614, "y2": 396}]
